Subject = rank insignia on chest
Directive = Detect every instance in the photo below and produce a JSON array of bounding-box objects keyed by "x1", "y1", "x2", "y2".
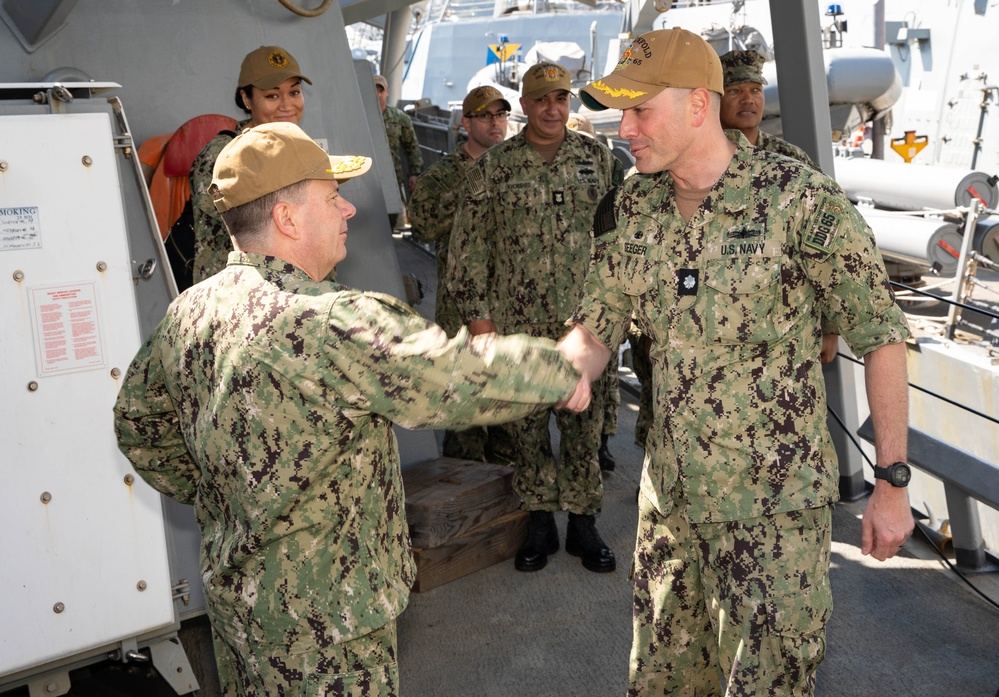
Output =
[
  {"x1": 677, "y1": 269, "x2": 699, "y2": 296},
  {"x1": 552, "y1": 190, "x2": 565, "y2": 205}
]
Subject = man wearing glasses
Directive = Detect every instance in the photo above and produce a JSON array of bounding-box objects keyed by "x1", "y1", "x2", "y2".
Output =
[
  {"x1": 448, "y1": 62, "x2": 623, "y2": 575},
  {"x1": 409, "y1": 85, "x2": 515, "y2": 462}
]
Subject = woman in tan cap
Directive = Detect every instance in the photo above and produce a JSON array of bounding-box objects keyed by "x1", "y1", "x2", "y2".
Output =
[{"x1": 189, "y1": 45, "x2": 312, "y2": 284}]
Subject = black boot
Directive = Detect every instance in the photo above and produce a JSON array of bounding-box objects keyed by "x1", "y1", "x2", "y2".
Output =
[
  {"x1": 565, "y1": 513, "x2": 616, "y2": 573},
  {"x1": 598, "y1": 434, "x2": 616, "y2": 472},
  {"x1": 515, "y1": 510, "x2": 559, "y2": 572}
]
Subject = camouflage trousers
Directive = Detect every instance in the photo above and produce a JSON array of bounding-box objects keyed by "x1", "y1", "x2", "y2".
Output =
[
  {"x1": 628, "y1": 331, "x2": 653, "y2": 450},
  {"x1": 442, "y1": 422, "x2": 517, "y2": 464},
  {"x1": 212, "y1": 620, "x2": 398, "y2": 696},
  {"x1": 629, "y1": 496, "x2": 832, "y2": 696},
  {"x1": 597, "y1": 357, "x2": 620, "y2": 437},
  {"x1": 510, "y1": 401, "x2": 604, "y2": 515}
]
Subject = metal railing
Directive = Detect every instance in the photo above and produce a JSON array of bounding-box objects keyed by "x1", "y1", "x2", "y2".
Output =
[
  {"x1": 411, "y1": 104, "x2": 462, "y2": 168},
  {"x1": 854, "y1": 416, "x2": 999, "y2": 572},
  {"x1": 834, "y1": 202, "x2": 999, "y2": 572}
]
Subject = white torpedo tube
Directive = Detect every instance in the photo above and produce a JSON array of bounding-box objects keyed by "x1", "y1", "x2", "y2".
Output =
[
  {"x1": 854, "y1": 206, "x2": 965, "y2": 275},
  {"x1": 834, "y1": 157, "x2": 999, "y2": 212}
]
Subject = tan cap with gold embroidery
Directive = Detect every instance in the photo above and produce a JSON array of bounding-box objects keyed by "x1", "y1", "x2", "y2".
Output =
[
  {"x1": 210, "y1": 122, "x2": 370, "y2": 213},
  {"x1": 579, "y1": 29, "x2": 723, "y2": 111},
  {"x1": 462, "y1": 85, "x2": 512, "y2": 115},
  {"x1": 238, "y1": 46, "x2": 312, "y2": 89},
  {"x1": 521, "y1": 61, "x2": 572, "y2": 99}
]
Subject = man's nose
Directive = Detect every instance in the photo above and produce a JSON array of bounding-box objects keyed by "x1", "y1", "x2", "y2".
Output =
[{"x1": 619, "y1": 111, "x2": 636, "y2": 139}]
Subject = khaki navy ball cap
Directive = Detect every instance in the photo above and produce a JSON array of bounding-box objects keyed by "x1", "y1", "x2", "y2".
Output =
[
  {"x1": 373, "y1": 75, "x2": 388, "y2": 90},
  {"x1": 238, "y1": 46, "x2": 312, "y2": 89},
  {"x1": 210, "y1": 122, "x2": 371, "y2": 213},
  {"x1": 579, "y1": 28, "x2": 724, "y2": 111},
  {"x1": 521, "y1": 62, "x2": 572, "y2": 100},
  {"x1": 720, "y1": 50, "x2": 768, "y2": 87},
  {"x1": 462, "y1": 85, "x2": 512, "y2": 115}
]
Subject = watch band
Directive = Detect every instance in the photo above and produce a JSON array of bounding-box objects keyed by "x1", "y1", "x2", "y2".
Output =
[{"x1": 873, "y1": 462, "x2": 911, "y2": 487}]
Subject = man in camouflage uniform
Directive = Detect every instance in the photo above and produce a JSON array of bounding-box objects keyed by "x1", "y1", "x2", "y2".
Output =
[
  {"x1": 375, "y1": 74, "x2": 423, "y2": 229},
  {"x1": 409, "y1": 86, "x2": 515, "y2": 463},
  {"x1": 114, "y1": 122, "x2": 586, "y2": 697},
  {"x1": 719, "y1": 50, "x2": 841, "y2": 366},
  {"x1": 719, "y1": 49, "x2": 820, "y2": 169},
  {"x1": 448, "y1": 62, "x2": 623, "y2": 574},
  {"x1": 563, "y1": 29, "x2": 914, "y2": 695},
  {"x1": 567, "y1": 110, "x2": 622, "y2": 472}
]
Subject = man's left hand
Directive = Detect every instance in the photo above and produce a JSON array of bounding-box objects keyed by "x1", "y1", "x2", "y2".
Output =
[{"x1": 861, "y1": 483, "x2": 914, "y2": 561}]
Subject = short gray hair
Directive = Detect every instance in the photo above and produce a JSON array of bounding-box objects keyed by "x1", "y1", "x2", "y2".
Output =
[{"x1": 220, "y1": 179, "x2": 311, "y2": 244}]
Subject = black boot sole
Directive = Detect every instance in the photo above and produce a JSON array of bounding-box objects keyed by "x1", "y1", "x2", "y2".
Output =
[
  {"x1": 564, "y1": 542, "x2": 616, "y2": 573},
  {"x1": 514, "y1": 554, "x2": 548, "y2": 572},
  {"x1": 514, "y1": 542, "x2": 559, "y2": 572}
]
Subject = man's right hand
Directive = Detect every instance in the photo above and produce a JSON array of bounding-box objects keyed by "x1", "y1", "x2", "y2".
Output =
[
  {"x1": 557, "y1": 324, "x2": 613, "y2": 384},
  {"x1": 557, "y1": 377, "x2": 592, "y2": 413}
]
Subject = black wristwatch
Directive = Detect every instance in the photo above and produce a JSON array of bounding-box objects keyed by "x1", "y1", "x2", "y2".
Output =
[{"x1": 872, "y1": 462, "x2": 911, "y2": 487}]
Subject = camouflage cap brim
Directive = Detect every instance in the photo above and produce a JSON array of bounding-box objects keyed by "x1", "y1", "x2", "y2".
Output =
[{"x1": 724, "y1": 68, "x2": 768, "y2": 87}]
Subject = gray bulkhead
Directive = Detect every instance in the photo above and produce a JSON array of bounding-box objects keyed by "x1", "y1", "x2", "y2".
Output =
[{"x1": 0, "y1": 1, "x2": 436, "y2": 693}]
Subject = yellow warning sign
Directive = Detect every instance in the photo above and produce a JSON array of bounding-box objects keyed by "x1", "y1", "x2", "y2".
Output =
[{"x1": 890, "y1": 130, "x2": 928, "y2": 163}]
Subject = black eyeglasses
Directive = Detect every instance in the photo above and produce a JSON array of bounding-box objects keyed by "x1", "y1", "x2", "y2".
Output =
[{"x1": 465, "y1": 111, "x2": 510, "y2": 122}]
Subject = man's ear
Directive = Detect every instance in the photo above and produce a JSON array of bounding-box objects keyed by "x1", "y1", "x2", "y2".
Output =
[
  {"x1": 271, "y1": 200, "x2": 301, "y2": 241},
  {"x1": 689, "y1": 88, "x2": 712, "y2": 127}
]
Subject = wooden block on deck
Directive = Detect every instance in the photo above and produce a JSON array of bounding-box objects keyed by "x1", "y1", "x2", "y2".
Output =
[
  {"x1": 403, "y1": 457, "x2": 520, "y2": 549},
  {"x1": 411, "y1": 510, "x2": 528, "y2": 592}
]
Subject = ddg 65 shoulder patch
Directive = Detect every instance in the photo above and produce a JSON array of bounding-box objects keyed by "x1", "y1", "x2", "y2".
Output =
[
  {"x1": 804, "y1": 194, "x2": 846, "y2": 252},
  {"x1": 593, "y1": 187, "x2": 618, "y2": 237}
]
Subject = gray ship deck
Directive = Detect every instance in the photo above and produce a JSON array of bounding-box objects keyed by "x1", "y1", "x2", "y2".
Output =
[{"x1": 393, "y1": 234, "x2": 999, "y2": 697}]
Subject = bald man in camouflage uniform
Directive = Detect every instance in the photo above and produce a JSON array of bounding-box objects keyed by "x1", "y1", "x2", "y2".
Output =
[
  {"x1": 565, "y1": 29, "x2": 914, "y2": 695},
  {"x1": 409, "y1": 86, "x2": 516, "y2": 463},
  {"x1": 449, "y1": 62, "x2": 623, "y2": 574},
  {"x1": 115, "y1": 122, "x2": 584, "y2": 697}
]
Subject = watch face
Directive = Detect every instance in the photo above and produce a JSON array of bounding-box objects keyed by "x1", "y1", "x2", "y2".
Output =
[{"x1": 891, "y1": 464, "x2": 912, "y2": 486}]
